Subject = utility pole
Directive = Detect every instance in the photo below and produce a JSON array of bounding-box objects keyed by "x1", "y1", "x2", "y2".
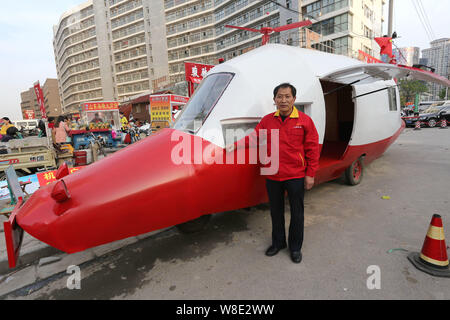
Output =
[{"x1": 388, "y1": 0, "x2": 394, "y2": 37}]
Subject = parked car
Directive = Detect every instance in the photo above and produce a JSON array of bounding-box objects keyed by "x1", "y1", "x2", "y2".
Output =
[{"x1": 418, "y1": 105, "x2": 450, "y2": 127}]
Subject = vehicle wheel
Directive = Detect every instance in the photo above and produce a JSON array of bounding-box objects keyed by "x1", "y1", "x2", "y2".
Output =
[
  {"x1": 427, "y1": 119, "x2": 437, "y2": 128},
  {"x1": 176, "y1": 215, "x2": 211, "y2": 234},
  {"x1": 345, "y1": 157, "x2": 364, "y2": 186},
  {"x1": 0, "y1": 170, "x2": 26, "y2": 182}
]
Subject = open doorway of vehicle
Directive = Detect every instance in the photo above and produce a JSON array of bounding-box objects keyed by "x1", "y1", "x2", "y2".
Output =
[{"x1": 320, "y1": 80, "x2": 354, "y2": 162}]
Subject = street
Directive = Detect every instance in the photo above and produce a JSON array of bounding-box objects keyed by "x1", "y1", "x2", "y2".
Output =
[{"x1": 2, "y1": 126, "x2": 450, "y2": 300}]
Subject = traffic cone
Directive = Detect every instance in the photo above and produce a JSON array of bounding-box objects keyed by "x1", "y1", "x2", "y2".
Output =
[
  {"x1": 414, "y1": 120, "x2": 421, "y2": 130},
  {"x1": 439, "y1": 119, "x2": 448, "y2": 129},
  {"x1": 407, "y1": 214, "x2": 450, "y2": 277}
]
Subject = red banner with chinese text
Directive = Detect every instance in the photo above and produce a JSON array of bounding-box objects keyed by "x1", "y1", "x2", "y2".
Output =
[
  {"x1": 184, "y1": 62, "x2": 214, "y2": 83},
  {"x1": 36, "y1": 167, "x2": 83, "y2": 186},
  {"x1": 33, "y1": 82, "x2": 47, "y2": 119},
  {"x1": 82, "y1": 102, "x2": 119, "y2": 111}
]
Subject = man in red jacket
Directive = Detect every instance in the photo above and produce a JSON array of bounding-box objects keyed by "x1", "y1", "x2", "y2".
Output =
[{"x1": 244, "y1": 83, "x2": 320, "y2": 263}]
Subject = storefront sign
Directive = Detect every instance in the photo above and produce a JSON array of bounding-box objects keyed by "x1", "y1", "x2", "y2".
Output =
[
  {"x1": 24, "y1": 110, "x2": 36, "y2": 120},
  {"x1": 170, "y1": 95, "x2": 189, "y2": 104},
  {"x1": 150, "y1": 95, "x2": 171, "y2": 122},
  {"x1": 82, "y1": 102, "x2": 119, "y2": 111}
]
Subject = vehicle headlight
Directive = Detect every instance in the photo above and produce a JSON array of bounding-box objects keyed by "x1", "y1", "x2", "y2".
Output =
[{"x1": 420, "y1": 117, "x2": 427, "y2": 120}]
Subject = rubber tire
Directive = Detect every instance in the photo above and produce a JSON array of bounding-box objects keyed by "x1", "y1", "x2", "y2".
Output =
[
  {"x1": 0, "y1": 169, "x2": 27, "y2": 182},
  {"x1": 428, "y1": 119, "x2": 437, "y2": 128},
  {"x1": 176, "y1": 215, "x2": 211, "y2": 234},
  {"x1": 345, "y1": 157, "x2": 364, "y2": 186}
]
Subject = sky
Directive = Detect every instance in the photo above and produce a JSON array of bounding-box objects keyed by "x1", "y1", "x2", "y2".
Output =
[{"x1": 0, "y1": 0, "x2": 449, "y2": 120}]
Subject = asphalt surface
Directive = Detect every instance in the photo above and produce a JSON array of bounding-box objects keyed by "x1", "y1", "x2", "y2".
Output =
[{"x1": 1, "y1": 126, "x2": 450, "y2": 300}]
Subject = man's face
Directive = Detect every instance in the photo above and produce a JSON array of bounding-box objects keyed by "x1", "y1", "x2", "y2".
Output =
[{"x1": 274, "y1": 87, "x2": 295, "y2": 116}]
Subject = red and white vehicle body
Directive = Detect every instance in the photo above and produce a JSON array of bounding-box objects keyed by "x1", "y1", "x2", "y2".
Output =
[{"x1": 5, "y1": 44, "x2": 450, "y2": 268}]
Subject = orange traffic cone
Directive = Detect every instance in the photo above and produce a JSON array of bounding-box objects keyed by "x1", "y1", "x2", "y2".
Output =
[
  {"x1": 408, "y1": 214, "x2": 450, "y2": 277},
  {"x1": 414, "y1": 120, "x2": 421, "y2": 130},
  {"x1": 439, "y1": 119, "x2": 448, "y2": 129}
]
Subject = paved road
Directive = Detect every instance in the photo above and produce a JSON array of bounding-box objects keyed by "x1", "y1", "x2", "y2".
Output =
[{"x1": 2, "y1": 127, "x2": 450, "y2": 300}]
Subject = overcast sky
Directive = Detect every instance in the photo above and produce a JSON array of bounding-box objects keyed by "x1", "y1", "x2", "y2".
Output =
[{"x1": 0, "y1": 0, "x2": 449, "y2": 120}]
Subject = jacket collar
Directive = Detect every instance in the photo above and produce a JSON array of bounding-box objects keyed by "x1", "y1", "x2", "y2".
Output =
[{"x1": 274, "y1": 107, "x2": 299, "y2": 118}]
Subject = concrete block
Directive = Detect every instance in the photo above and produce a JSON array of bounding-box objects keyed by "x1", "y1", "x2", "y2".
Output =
[
  {"x1": 91, "y1": 237, "x2": 138, "y2": 258},
  {"x1": 38, "y1": 256, "x2": 63, "y2": 267},
  {"x1": 0, "y1": 265, "x2": 37, "y2": 297},
  {"x1": 36, "y1": 250, "x2": 95, "y2": 281},
  {"x1": 136, "y1": 228, "x2": 170, "y2": 240}
]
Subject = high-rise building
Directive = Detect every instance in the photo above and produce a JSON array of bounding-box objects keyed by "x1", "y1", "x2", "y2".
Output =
[
  {"x1": 393, "y1": 47, "x2": 420, "y2": 67},
  {"x1": 422, "y1": 38, "x2": 450, "y2": 100},
  {"x1": 20, "y1": 79, "x2": 62, "y2": 119},
  {"x1": 301, "y1": 0, "x2": 386, "y2": 58},
  {"x1": 53, "y1": 0, "x2": 169, "y2": 115},
  {"x1": 43, "y1": 79, "x2": 63, "y2": 118},
  {"x1": 20, "y1": 89, "x2": 39, "y2": 120},
  {"x1": 165, "y1": 0, "x2": 300, "y2": 84}
]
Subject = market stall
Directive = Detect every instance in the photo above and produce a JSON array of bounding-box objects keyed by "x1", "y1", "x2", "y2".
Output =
[
  {"x1": 70, "y1": 102, "x2": 121, "y2": 150},
  {"x1": 150, "y1": 94, "x2": 189, "y2": 132}
]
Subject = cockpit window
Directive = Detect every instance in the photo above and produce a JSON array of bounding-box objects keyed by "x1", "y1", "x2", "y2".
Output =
[{"x1": 174, "y1": 72, "x2": 234, "y2": 133}]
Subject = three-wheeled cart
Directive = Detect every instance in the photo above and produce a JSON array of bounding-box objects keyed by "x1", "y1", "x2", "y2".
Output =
[{"x1": 70, "y1": 102, "x2": 121, "y2": 150}]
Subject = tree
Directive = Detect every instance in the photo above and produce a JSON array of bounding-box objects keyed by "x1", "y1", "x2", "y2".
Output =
[
  {"x1": 439, "y1": 88, "x2": 447, "y2": 100},
  {"x1": 398, "y1": 79, "x2": 428, "y2": 105}
]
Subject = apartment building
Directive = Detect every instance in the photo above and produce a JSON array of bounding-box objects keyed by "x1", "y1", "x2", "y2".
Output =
[
  {"x1": 42, "y1": 79, "x2": 64, "y2": 117},
  {"x1": 422, "y1": 38, "x2": 450, "y2": 100},
  {"x1": 20, "y1": 79, "x2": 62, "y2": 119},
  {"x1": 165, "y1": 0, "x2": 386, "y2": 84},
  {"x1": 165, "y1": 0, "x2": 300, "y2": 84},
  {"x1": 20, "y1": 89, "x2": 39, "y2": 120},
  {"x1": 301, "y1": 0, "x2": 386, "y2": 58},
  {"x1": 53, "y1": 0, "x2": 169, "y2": 115}
]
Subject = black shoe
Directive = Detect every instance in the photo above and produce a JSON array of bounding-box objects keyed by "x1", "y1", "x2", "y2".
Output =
[
  {"x1": 290, "y1": 251, "x2": 302, "y2": 263},
  {"x1": 265, "y1": 245, "x2": 287, "y2": 257}
]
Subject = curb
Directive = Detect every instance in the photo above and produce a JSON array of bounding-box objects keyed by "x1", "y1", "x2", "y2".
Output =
[
  {"x1": 0, "y1": 228, "x2": 172, "y2": 298},
  {"x1": 0, "y1": 243, "x2": 62, "y2": 275}
]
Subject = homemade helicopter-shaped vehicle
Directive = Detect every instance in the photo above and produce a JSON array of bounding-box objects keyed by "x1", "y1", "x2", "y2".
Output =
[{"x1": 4, "y1": 43, "x2": 450, "y2": 268}]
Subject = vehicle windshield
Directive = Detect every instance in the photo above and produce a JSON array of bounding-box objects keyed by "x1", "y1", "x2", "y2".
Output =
[
  {"x1": 174, "y1": 73, "x2": 234, "y2": 133},
  {"x1": 423, "y1": 107, "x2": 441, "y2": 114}
]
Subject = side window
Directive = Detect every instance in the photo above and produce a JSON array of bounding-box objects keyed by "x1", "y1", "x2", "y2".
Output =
[
  {"x1": 388, "y1": 87, "x2": 397, "y2": 111},
  {"x1": 294, "y1": 104, "x2": 305, "y2": 113}
]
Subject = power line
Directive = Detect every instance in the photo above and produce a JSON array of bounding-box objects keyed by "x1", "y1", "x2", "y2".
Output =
[
  {"x1": 416, "y1": 0, "x2": 435, "y2": 39},
  {"x1": 411, "y1": 0, "x2": 433, "y2": 42}
]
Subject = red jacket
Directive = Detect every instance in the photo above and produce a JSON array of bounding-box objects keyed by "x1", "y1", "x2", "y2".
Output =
[{"x1": 237, "y1": 108, "x2": 320, "y2": 181}]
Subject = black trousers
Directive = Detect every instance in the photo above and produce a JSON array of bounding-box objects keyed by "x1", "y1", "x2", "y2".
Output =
[{"x1": 265, "y1": 178, "x2": 305, "y2": 252}]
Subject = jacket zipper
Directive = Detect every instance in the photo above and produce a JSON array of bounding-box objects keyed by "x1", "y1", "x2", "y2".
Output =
[{"x1": 299, "y1": 153, "x2": 305, "y2": 167}]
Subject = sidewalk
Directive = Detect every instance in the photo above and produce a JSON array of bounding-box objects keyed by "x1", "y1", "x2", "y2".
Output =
[{"x1": 0, "y1": 203, "x2": 169, "y2": 297}]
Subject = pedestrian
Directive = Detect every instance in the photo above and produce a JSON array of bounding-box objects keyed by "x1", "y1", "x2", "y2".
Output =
[
  {"x1": 1, "y1": 126, "x2": 20, "y2": 142},
  {"x1": 0, "y1": 117, "x2": 15, "y2": 135},
  {"x1": 90, "y1": 113, "x2": 104, "y2": 123},
  {"x1": 230, "y1": 83, "x2": 320, "y2": 263},
  {"x1": 120, "y1": 112, "x2": 128, "y2": 131},
  {"x1": 38, "y1": 119, "x2": 47, "y2": 137},
  {"x1": 54, "y1": 115, "x2": 71, "y2": 144}
]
